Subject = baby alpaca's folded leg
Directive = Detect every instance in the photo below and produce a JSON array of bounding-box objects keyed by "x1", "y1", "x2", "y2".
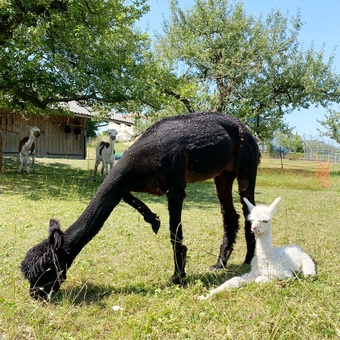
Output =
[
  {"x1": 198, "y1": 276, "x2": 244, "y2": 300},
  {"x1": 301, "y1": 253, "x2": 316, "y2": 276}
]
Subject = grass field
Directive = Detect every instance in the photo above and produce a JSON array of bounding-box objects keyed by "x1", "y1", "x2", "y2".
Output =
[{"x1": 0, "y1": 144, "x2": 339, "y2": 339}]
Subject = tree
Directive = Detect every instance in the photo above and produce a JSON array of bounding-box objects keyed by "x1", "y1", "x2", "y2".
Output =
[
  {"x1": 156, "y1": 0, "x2": 340, "y2": 140},
  {"x1": 318, "y1": 109, "x2": 340, "y2": 144},
  {"x1": 85, "y1": 119, "x2": 98, "y2": 138},
  {"x1": 275, "y1": 131, "x2": 304, "y2": 153},
  {"x1": 0, "y1": 0, "x2": 157, "y2": 116}
]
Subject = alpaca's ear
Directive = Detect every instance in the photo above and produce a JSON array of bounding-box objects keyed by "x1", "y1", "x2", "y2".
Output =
[
  {"x1": 269, "y1": 197, "x2": 281, "y2": 215},
  {"x1": 48, "y1": 219, "x2": 64, "y2": 250},
  {"x1": 243, "y1": 197, "x2": 255, "y2": 212}
]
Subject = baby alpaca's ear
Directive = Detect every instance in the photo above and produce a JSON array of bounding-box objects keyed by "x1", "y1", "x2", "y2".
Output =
[
  {"x1": 243, "y1": 197, "x2": 255, "y2": 213},
  {"x1": 269, "y1": 197, "x2": 281, "y2": 216}
]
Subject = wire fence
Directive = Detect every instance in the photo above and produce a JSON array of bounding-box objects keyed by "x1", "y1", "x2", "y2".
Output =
[
  {"x1": 259, "y1": 134, "x2": 339, "y2": 188},
  {"x1": 260, "y1": 134, "x2": 340, "y2": 163},
  {"x1": 302, "y1": 134, "x2": 340, "y2": 163}
]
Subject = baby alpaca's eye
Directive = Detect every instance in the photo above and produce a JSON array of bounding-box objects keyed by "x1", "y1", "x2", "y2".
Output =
[{"x1": 261, "y1": 220, "x2": 269, "y2": 224}]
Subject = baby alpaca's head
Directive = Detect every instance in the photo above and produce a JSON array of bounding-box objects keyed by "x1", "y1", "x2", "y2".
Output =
[
  {"x1": 107, "y1": 129, "x2": 118, "y2": 141},
  {"x1": 243, "y1": 197, "x2": 281, "y2": 234}
]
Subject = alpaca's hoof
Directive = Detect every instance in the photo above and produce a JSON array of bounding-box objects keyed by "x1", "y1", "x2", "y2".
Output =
[
  {"x1": 144, "y1": 213, "x2": 161, "y2": 234},
  {"x1": 243, "y1": 253, "x2": 254, "y2": 265},
  {"x1": 242, "y1": 259, "x2": 252, "y2": 265},
  {"x1": 209, "y1": 262, "x2": 226, "y2": 271},
  {"x1": 151, "y1": 219, "x2": 161, "y2": 234},
  {"x1": 171, "y1": 272, "x2": 186, "y2": 285}
]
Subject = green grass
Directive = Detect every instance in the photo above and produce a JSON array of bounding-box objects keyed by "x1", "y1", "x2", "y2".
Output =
[{"x1": 0, "y1": 149, "x2": 339, "y2": 339}]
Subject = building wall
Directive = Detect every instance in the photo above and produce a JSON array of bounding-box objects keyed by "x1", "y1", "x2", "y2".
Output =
[
  {"x1": 107, "y1": 121, "x2": 134, "y2": 141},
  {"x1": 0, "y1": 113, "x2": 86, "y2": 159}
]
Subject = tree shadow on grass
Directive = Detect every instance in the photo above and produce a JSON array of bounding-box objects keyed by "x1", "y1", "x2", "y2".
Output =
[
  {"x1": 0, "y1": 157, "x2": 98, "y2": 202},
  {"x1": 0, "y1": 156, "x2": 249, "y2": 206}
]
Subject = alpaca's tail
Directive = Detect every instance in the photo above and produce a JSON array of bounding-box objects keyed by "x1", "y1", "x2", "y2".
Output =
[
  {"x1": 235, "y1": 127, "x2": 260, "y2": 264},
  {"x1": 236, "y1": 128, "x2": 260, "y2": 195}
]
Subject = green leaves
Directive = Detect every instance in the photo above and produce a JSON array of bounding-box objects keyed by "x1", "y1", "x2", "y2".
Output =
[
  {"x1": 0, "y1": 0, "x2": 151, "y2": 114},
  {"x1": 156, "y1": 0, "x2": 340, "y2": 140},
  {"x1": 1, "y1": 0, "x2": 339, "y2": 140},
  {"x1": 318, "y1": 109, "x2": 340, "y2": 143}
]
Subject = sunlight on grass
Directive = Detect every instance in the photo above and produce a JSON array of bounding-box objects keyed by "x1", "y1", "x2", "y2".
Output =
[{"x1": 0, "y1": 153, "x2": 339, "y2": 339}]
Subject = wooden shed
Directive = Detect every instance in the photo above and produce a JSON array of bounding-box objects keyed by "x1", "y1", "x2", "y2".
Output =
[{"x1": 0, "y1": 102, "x2": 93, "y2": 159}]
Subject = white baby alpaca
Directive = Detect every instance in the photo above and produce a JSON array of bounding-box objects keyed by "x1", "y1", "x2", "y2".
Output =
[{"x1": 199, "y1": 197, "x2": 316, "y2": 300}]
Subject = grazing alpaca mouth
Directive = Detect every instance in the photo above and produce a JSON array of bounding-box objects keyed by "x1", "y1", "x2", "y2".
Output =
[
  {"x1": 30, "y1": 283, "x2": 60, "y2": 300},
  {"x1": 30, "y1": 286, "x2": 51, "y2": 300},
  {"x1": 29, "y1": 275, "x2": 66, "y2": 300}
]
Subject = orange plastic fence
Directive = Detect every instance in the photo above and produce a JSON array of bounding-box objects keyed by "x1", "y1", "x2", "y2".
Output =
[{"x1": 316, "y1": 157, "x2": 330, "y2": 187}]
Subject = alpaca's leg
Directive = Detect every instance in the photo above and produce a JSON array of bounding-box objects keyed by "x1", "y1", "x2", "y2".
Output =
[
  {"x1": 109, "y1": 160, "x2": 114, "y2": 171},
  {"x1": 104, "y1": 160, "x2": 109, "y2": 177},
  {"x1": 32, "y1": 153, "x2": 35, "y2": 172},
  {"x1": 122, "y1": 192, "x2": 161, "y2": 234},
  {"x1": 210, "y1": 171, "x2": 238, "y2": 270},
  {"x1": 25, "y1": 154, "x2": 31, "y2": 174},
  {"x1": 240, "y1": 196, "x2": 256, "y2": 264},
  {"x1": 199, "y1": 273, "x2": 252, "y2": 300},
  {"x1": 18, "y1": 153, "x2": 23, "y2": 173},
  {"x1": 301, "y1": 253, "x2": 316, "y2": 276},
  {"x1": 100, "y1": 161, "x2": 105, "y2": 180},
  {"x1": 254, "y1": 276, "x2": 271, "y2": 283},
  {"x1": 236, "y1": 137, "x2": 258, "y2": 264},
  {"x1": 93, "y1": 158, "x2": 100, "y2": 181},
  {"x1": 167, "y1": 185, "x2": 187, "y2": 285}
]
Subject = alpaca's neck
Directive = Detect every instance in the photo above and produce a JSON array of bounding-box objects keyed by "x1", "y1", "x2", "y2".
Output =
[
  {"x1": 63, "y1": 159, "x2": 129, "y2": 258},
  {"x1": 23, "y1": 135, "x2": 35, "y2": 151},
  {"x1": 255, "y1": 226, "x2": 274, "y2": 264},
  {"x1": 107, "y1": 139, "x2": 115, "y2": 154}
]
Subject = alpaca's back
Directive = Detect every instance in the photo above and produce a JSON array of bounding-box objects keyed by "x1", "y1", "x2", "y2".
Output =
[
  {"x1": 123, "y1": 112, "x2": 259, "y2": 185},
  {"x1": 271, "y1": 245, "x2": 316, "y2": 277}
]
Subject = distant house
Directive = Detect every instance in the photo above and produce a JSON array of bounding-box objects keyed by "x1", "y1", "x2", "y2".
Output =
[
  {"x1": 0, "y1": 101, "x2": 116, "y2": 159},
  {"x1": 106, "y1": 114, "x2": 135, "y2": 141}
]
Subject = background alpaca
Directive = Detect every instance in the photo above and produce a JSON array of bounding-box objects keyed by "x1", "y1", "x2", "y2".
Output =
[
  {"x1": 21, "y1": 111, "x2": 260, "y2": 299},
  {"x1": 93, "y1": 129, "x2": 118, "y2": 181},
  {"x1": 199, "y1": 197, "x2": 316, "y2": 300},
  {"x1": 18, "y1": 126, "x2": 40, "y2": 174}
]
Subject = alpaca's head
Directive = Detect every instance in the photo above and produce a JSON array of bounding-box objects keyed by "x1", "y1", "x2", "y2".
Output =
[
  {"x1": 107, "y1": 129, "x2": 118, "y2": 141},
  {"x1": 243, "y1": 197, "x2": 281, "y2": 234},
  {"x1": 28, "y1": 126, "x2": 41, "y2": 138},
  {"x1": 21, "y1": 219, "x2": 68, "y2": 299}
]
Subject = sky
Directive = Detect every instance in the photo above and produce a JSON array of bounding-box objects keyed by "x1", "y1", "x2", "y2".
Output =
[{"x1": 137, "y1": 0, "x2": 340, "y2": 138}]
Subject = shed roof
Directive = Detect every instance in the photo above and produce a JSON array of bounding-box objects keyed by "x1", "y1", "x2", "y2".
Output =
[{"x1": 64, "y1": 101, "x2": 135, "y2": 126}]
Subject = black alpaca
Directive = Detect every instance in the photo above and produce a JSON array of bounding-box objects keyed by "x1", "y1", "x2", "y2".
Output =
[{"x1": 21, "y1": 112, "x2": 260, "y2": 299}]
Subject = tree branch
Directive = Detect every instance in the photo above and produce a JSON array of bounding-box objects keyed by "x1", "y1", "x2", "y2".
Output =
[{"x1": 163, "y1": 89, "x2": 194, "y2": 113}]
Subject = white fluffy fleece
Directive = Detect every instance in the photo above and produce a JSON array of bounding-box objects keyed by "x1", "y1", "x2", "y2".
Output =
[{"x1": 199, "y1": 197, "x2": 316, "y2": 300}]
